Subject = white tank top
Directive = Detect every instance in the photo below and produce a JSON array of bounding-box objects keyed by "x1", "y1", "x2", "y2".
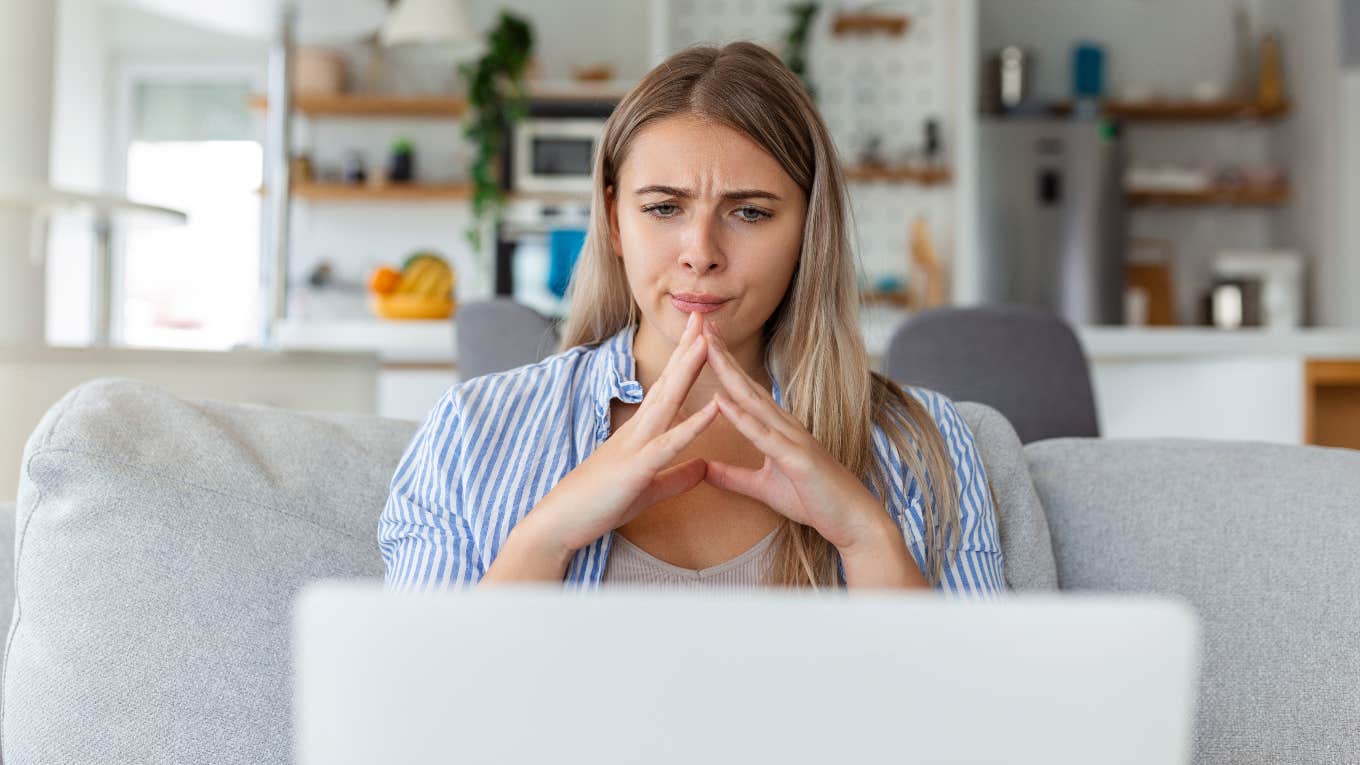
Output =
[{"x1": 601, "y1": 528, "x2": 778, "y2": 589}]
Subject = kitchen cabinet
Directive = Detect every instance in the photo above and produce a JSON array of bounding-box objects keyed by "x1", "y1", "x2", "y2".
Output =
[{"x1": 1305, "y1": 360, "x2": 1360, "y2": 449}]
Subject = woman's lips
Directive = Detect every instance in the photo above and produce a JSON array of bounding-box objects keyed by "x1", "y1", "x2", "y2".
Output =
[{"x1": 670, "y1": 294, "x2": 729, "y2": 313}]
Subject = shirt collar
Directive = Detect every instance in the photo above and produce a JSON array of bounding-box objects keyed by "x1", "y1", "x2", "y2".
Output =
[{"x1": 589, "y1": 321, "x2": 785, "y2": 412}]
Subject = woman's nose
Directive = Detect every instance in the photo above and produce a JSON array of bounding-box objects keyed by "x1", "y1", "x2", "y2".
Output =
[{"x1": 678, "y1": 214, "x2": 725, "y2": 273}]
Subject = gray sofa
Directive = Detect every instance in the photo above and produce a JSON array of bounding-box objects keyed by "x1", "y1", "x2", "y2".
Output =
[{"x1": 2, "y1": 377, "x2": 1357, "y2": 763}]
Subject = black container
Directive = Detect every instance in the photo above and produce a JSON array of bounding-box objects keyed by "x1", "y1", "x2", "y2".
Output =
[{"x1": 389, "y1": 149, "x2": 414, "y2": 183}]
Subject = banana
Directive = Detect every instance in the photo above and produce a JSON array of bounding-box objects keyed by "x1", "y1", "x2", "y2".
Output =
[
  {"x1": 401, "y1": 257, "x2": 435, "y2": 294},
  {"x1": 391, "y1": 254, "x2": 452, "y2": 297},
  {"x1": 415, "y1": 259, "x2": 448, "y2": 297},
  {"x1": 428, "y1": 268, "x2": 453, "y2": 299},
  {"x1": 395, "y1": 258, "x2": 429, "y2": 293}
]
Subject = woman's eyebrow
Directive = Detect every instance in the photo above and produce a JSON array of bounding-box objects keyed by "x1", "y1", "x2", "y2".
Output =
[{"x1": 633, "y1": 184, "x2": 782, "y2": 202}]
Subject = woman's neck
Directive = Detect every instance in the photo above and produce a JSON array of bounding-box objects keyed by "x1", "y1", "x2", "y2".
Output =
[{"x1": 633, "y1": 316, "x2": 771, "y2": 417}]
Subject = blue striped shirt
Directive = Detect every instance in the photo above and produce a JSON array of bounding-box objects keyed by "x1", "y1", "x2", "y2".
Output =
[{"x1": 378, "y1": 321, "x2": 1005, "y2": 594}]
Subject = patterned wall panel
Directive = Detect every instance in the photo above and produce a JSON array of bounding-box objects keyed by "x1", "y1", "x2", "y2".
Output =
[{"x1": 661, "y1": 0, "x2": 958, "y2": 314}]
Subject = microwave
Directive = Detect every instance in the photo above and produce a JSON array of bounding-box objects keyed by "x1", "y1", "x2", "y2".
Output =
[
  {"x1": 510, "y1": 118, "x2": 604, "y2": 193},
  {"x1": 506, "y1": 98, "x2": 617, "y2": 195}
]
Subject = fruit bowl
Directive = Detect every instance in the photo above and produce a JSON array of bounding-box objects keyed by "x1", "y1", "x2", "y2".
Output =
[
  {"x1": 367, "y1": 251, "x2": 456, "y2": 320},
  {"x1": 370, "y1": 293, "x2": 456, "y2": 320}
]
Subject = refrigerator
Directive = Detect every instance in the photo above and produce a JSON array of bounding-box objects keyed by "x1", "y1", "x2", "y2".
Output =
[{"x1": 975, "y1": 118, "x2": 1126, "y2": 325}]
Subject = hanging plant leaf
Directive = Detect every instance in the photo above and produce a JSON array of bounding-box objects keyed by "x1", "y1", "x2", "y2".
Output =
[{"x1": 459, "y1": 11, "x2": 534, "y2": 260}]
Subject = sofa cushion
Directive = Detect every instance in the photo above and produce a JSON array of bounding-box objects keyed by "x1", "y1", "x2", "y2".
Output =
[
  {"x1": 1026, "y1": 438, "x2": 1360, "y2": 765},
  {"x1": 4, "y1": 378, "x2": 415, "y2": 764},
  {"x1": 0, "y1": 500, "x2": 12, "y2": 716},
  {"x1": 956, "y1": 402, "x2": 1058, "y2": 591},
  {"x1": 0, "y1": 502, "x2": 13, "y2": 639}
]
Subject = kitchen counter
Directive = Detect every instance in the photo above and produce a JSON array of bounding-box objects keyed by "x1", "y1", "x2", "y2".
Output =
[
  {"x1": 863, "y1": 322, "x2": 1360, "y2": 367},
  {"x1": 1075, "y1": 327, "x2": 1360, "y2": 360}
]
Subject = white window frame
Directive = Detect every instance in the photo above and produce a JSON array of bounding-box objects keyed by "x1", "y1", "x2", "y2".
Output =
[{"x1": 110, "y1": 55, "x2": 267, "y2": 345}]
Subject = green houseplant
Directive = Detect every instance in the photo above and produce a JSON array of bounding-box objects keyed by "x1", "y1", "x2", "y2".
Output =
[
  {"x1": 458, "y1": 11, "x2": 534, "y2": 262},
  {"x1": 783, "y1": 2, "x2": 819, "y2": 101}
]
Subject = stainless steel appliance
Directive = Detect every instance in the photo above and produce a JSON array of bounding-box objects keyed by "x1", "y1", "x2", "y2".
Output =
[
  {"x1": 510, "y1": 118, "x2": 604, "y2": 194},
  {"x1": 505, "y1": 98, "x2": 614, "y2": 196},
  {"x1": 975, "y1": 118, "x2": 1127, "y2": 325}
]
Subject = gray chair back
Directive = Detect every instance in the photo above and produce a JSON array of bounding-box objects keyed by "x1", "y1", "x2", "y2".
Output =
[
  {"x1": 455, "y1": 299, "x2": 561, "y2": 380},
  {"x1": 883, "y1": 305, "x2": 1099, "y2": 443}
]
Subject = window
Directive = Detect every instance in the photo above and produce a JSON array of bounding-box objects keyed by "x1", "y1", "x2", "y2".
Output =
[{"x1": 119, "y1": 78, "x2": 262, "y2": 350}]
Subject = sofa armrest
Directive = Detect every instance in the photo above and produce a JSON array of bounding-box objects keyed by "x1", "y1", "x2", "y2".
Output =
[{"x1": 955, "y1": 402, "x2": 1058, "y2": 590}]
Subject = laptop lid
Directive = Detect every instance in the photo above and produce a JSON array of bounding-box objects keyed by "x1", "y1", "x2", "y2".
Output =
[{"x1": 294, "y1": 582, "x2": 1197, "y2": 765}]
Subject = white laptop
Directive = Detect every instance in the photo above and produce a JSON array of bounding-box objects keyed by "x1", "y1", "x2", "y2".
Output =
[{"x1": 293, "y1": 581, "x2": 1198, "y2": 765}]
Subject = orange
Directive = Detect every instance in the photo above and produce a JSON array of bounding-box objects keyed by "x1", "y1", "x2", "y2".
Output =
[{"x1": 368, "y1": 265, "x2": 401, "y2": 295}]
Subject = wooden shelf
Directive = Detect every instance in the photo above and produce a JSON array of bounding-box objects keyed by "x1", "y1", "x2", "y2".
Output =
[
  {"x1": 247, "y1": 82, "x2": 631, "y2": 118},
  {"x1": 269, "y1": 184, "x2": 601, "y2": 204},
  {"x1": 860, "y1": 289, "x2": 915, "y2": 308},
  {"x1": 1127, "y1": 185, "x2": 1290, "y2": 207},
  {"x1": 832, "y1": 12, "x2": 911, "y2": 36},
  {"x1": 270, "y1": 169, "x2": 947, "y2": 204},
  {"x1": 248, "y1": 93, "x2": 467, "y2": 118},
  {"x1": 290, "y1": 182, "x2": 473, "y2": 201},
  {"x1": 843, "y1": 165, "x2": 951, "y2": 186},
  {"x1": 1048, "y1": 99, "x2": 1290, "y2": 122}
]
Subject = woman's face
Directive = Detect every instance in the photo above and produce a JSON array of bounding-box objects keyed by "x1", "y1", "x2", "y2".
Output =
[{"x1": 606, "y1": 114, "x2": 807, "y2": 346}]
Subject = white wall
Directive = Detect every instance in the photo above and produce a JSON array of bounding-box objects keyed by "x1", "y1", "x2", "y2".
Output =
[
  {"x1": 1344, "y1": 71, "x2": 1360, "y2": 328},
  {"x1": 0, "y1": 0, "x2": 57, "y2": 347},
  {"x1": 468, "y1": 0, "x2": 653, "y2": 83},
  {"x1": 1259, "y1": 0, "x2": 1347, "y2": 327}
]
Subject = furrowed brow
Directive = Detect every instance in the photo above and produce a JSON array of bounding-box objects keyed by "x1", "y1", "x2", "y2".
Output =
[{"x1": 633, "y1": 184, "x2": 782, "y2": 202}]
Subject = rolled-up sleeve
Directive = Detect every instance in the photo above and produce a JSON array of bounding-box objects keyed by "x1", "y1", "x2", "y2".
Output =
[{"x1": 378, "y1": 387, "x2": 484, "y2": 591}]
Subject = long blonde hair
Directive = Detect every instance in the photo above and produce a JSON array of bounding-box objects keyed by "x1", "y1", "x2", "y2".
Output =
[{"x1": 559, "y1": 41, "x2": 959, "y2": 588}]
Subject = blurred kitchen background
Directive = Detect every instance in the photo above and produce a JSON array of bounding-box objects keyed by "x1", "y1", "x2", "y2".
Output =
[{"x1": 3, "y1": 0, "x2": 1360, "y2": 502}]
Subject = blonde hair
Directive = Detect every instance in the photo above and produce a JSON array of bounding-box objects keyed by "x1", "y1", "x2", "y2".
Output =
[{"x1": 559, "y1": 41, "x2": 960, "y2": 587}]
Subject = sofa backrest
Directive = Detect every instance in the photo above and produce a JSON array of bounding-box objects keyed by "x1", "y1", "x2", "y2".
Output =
[
  {"x1": 5, "y1": 378, "x2": 415, "y2": 764},
  {"x1": 1026, "y1": 438, "x2": 1360, "y2": 765}
]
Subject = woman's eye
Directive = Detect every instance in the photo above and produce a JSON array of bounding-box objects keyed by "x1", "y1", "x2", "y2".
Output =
[
  {"x1": 643, "y1": 203, "x2": 679, "y2": 218},
  {"x1": 642, "y1": 203, "x2": 770, "y2": 224},
  {"x1": 735, "y1": 207, "x2": 771, "y2": 224}
]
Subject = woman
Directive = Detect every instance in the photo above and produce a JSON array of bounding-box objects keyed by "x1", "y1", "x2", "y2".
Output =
[{"x1": 379, "y1": 42, "x2": 1004, "y2": 593}]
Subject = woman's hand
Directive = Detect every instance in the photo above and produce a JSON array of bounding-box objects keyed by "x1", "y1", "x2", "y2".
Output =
[
  {"x1": 518, "y1": 310, "x2": 720, "y2": 560},
  {"x1": 698, "y1": 319, "x2": 904, "y2": 557}
]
